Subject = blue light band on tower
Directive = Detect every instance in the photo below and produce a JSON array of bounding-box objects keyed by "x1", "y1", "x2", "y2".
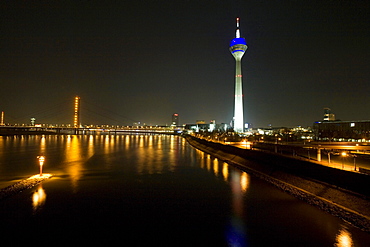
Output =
[
  {"x1": 229, "y1": 18, "x2": 247, "y2": 133},
  {"x1": 230, "y1": 38, "x2": 247, "y2": 50}
]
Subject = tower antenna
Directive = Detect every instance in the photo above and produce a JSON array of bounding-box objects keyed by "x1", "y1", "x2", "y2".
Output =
[{"x1": 236, "y1": 17, "x2": 240, "y2": 38}]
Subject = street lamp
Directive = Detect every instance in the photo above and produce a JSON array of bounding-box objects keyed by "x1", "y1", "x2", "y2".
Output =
[
  {"x1": 350, "y1": 154, "x2": 357, "y2": 171},
  {"x1": 341, "y1": 152, "x2": 347, "y2": 169},
  {"x1": 37, "y1": 155, "x2": 45, "y2": 177}
]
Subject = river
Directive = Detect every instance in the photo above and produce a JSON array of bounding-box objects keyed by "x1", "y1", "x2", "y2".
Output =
[{"x1": 0, "y1": 134, "x2": 369, "y2": 246}]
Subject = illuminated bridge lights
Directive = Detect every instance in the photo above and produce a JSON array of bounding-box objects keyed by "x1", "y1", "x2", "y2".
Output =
[{"x1": 74, "y1": 96, "x2": 80, "y2": 128}]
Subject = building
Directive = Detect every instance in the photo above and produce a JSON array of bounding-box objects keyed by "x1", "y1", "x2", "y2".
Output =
[
  {"x1": 323, "y1": 108, "x2": 335, "y2": 121},
  {"x1": 313, "y1": 120, "x2": 370, "y2": 141},
  {"x1": 171, "y1": 113, "x2": 179, "y2": 127},
  {"x1": 184, "y1": 123, "x2": 230, "y2": 134},
  {"x1": 229, "y1": 18, "x2": 248, "y2": 133}
]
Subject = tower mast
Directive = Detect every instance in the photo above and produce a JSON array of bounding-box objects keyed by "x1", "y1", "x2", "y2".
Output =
[{"x1": 229, "y1": 17, "x2": 248, "y2": 133}]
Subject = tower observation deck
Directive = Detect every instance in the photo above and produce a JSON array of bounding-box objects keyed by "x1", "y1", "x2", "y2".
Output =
[{"x1": 230, "y1": 17, "x2": 247, "y2": 133}]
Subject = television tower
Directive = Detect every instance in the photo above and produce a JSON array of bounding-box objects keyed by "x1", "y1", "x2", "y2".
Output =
[{"x1": 230, "y1": 17, "x2": 247, "y2": 133}]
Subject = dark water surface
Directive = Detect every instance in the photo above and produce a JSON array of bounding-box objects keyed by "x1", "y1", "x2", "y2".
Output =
[{"x1": 0, "y1": 134, "x2": 369, "y2": 246}]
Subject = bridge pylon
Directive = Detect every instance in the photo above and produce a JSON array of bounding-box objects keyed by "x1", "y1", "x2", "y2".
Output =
[{"x1": 74, "y1": 96, "x2": 81, "y2": 133}]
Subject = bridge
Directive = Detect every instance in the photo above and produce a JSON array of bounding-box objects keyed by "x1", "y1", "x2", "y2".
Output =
[
  {"x1": 0, "y1": 125, "x2": 183, "y2": 135},
  {"x1": 0, "y1": 96, "x2": 183, "y2": 135}
]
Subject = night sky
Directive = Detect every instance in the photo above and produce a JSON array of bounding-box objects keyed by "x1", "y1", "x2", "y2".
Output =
[{"x1": 1, "y1": 1, "x2": 369, "y2": 127}]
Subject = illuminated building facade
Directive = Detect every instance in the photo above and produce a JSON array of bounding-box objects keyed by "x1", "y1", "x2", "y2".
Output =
[
  {"x1": 74, "y1": 96, "x2": 80, "y2": 128},
  {"x1": 323, "y1": 108, "x2": 335, "y2": 121},
  {"x1": 171, "y1": 113, "x2": 179, "y2": 126},
  {"x1": 314, "y1": 120, "x2": 370, "y2": 141},
  {"x1": 230, "y1": 18, "x2": 247, "y2": 133}
]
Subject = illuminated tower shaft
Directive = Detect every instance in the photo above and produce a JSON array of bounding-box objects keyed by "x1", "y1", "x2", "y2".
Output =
[
  {"x1": 233, "y1": 56, "x2": 244, "y2": 132},
  {"x1": 230, "y1": 18, "x2": 247, "y2": 133},
  {"x1": 74, "y1": 96, "x2": 80, "y2": 128}
]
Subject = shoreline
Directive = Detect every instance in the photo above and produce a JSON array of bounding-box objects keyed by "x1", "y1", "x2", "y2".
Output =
[{"x1": 185, "y1": 135, "x2": 370, "y2": 232}]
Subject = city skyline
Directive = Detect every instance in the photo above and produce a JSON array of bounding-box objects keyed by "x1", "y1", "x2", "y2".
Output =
[{"x1": 1, "y1": 1, "x2": 369, "y2": 127}]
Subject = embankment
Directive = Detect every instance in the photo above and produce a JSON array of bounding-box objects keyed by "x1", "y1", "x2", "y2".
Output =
[
  {"x1": 185, "y1": 135, "x2": 370, "y2": 232},
  {"x1": 0, "y1": 174, "x2": 52, "y2": 200}
]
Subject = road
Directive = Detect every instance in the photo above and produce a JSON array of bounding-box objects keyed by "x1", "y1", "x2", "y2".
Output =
[{"x1": 231, "y1": 141, "x2": 370, "y2": 173}]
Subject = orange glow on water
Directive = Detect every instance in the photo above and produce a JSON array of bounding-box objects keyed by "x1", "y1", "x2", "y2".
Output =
[
  {"x1": 222, "y1": 163, "x2": 229, "y2": 181},
  {"x1": 65, "y1": 135, "x2": 83, "y2": 192},
  {"x1": 240, "y1": 172, "x2": 249, "y2": 193},
  {"x1": 32, "y1": 185, "x2": 46, "y2": 212},
  {"x1": 335, "y1": 227, "x2": 353, "y2": 247},
  {"x1": 213, "y1": 158, "x2": 219, "y2": 175},
  {"x1": 206, "y1": 154, "x2": 211, "y2": 171},
  {"x1": 40, "y1": 135, "x2": 46, "y2": 154}
]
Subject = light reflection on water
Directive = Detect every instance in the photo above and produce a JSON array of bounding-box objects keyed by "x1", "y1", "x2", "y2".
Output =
[
  {"x1": 64, "y1": 135, "x2": 83, "y2": 192},
  {"x1": 32, "y1": 184, "x2": 46, "y2": 214},
  {"x1": 204, "y1": 159, "x2": 250, "y2": 245},
  {"x1": 147, "y1": 134, "x2": 180, "y2": 174},
  {"x1": 335, "y1": 226, "x2": 354, "y2": 247},
  {"x1": 136, "y1": 134, "x2": 172, "y2": 175},
  {"x1": 240, "y1": 172, "x2": 249, "y2": 193},
  {"x1": 213, "y1": 158, "x2": 219, "y2": 175},
  {"x1": 226, "y1": 168, "x2": 249, "y2": 246},
  {"x1": 39, "y1": 135, "x2": 46, "y2": 155},
  {"x1": 194, "y1": 151, "x2": 362, "y2": 246},
  {"x1": 88, "y1": 135, "x2": 94, "y2": 158},
  {"x1": 222, "y1": 162, "x2": 229, "y2": 181}
]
